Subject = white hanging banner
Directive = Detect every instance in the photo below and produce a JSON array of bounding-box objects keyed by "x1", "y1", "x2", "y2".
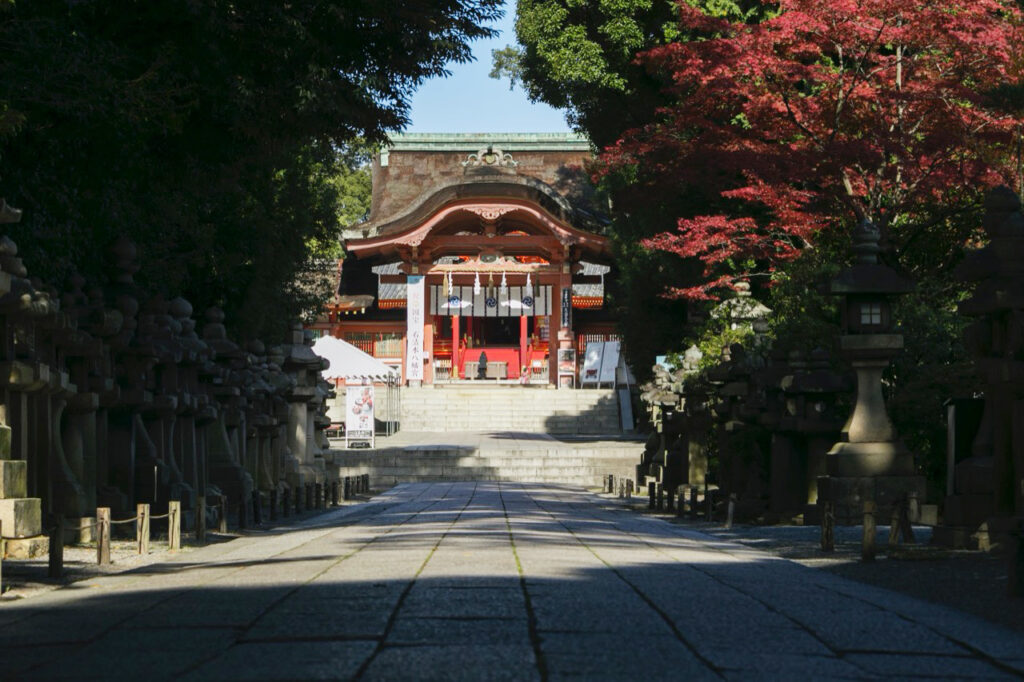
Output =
[{"x1": 406, "y1": 275, "x2": 425, "y2": 382}]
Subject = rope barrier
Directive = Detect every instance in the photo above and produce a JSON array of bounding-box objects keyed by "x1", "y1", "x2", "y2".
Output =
[
  {"x1": 109, "y1": 516, "x2": 139, "y2": 525},
  {"x1": 0, "y1": 533, "x2": 48, "y2": 541},
  {"x1": 148, "y1": 512, "x2": 171, "y2": 520}
]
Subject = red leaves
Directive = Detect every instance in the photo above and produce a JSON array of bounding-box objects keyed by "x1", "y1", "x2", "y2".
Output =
[{"x1": 601, "y1": 0, "x2": 1024, "y2": 299}]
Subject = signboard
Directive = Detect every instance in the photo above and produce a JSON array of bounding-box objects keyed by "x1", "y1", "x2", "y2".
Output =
[
  {"x1": 557, "y1": 348, "x2": 576, "y2": 388},
  {"x1": 599, "y1": 340, "x2": 620, "y2": 385},
  {"x1": 581, "y1": 342, "x2": 604, "y2": 386},
  {"x1": 406, "y1": 275, "x2": 424, "y2": 382},
  {"x1": 345, "y1": 384, "x2": 375, "y2": 448}
]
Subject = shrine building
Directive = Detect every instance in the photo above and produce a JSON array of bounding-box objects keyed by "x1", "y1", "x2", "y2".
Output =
[{"x1": 316, "y1": 133, "x2": 618, "y2": 386}]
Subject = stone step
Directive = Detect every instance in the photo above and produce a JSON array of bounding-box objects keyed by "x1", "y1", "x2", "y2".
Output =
[{"x1": 399, "y1": 386, "x2": 624, "y2": 435}]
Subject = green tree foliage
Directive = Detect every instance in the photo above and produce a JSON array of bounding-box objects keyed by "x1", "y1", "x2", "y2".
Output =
[
  {"x1": 493, "y1": 0, "x2": 677, "y2": 148},
  {"x1": 0, "y1": 0, "x2": 500, "y2": 340},
  {"x1": 493, "y1": 0, "x2": 761, "y2": 147}
]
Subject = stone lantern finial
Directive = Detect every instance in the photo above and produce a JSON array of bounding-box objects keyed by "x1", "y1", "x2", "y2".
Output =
[{"x1": 851, "y1": 219, "x2": 881, "y2": 265}]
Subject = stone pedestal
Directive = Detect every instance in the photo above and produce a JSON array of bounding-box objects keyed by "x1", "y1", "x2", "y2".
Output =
[
  {"x1": 822, "y1": 342, "x2": 925, "y2": 524},
  {"x1": 0, "y1": 422, "x2": 45, "y2": 558}
]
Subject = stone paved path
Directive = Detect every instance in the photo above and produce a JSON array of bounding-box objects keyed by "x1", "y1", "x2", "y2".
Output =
[{"x1": 2, "y1": 482, "x2": 1023, "y2": 680}]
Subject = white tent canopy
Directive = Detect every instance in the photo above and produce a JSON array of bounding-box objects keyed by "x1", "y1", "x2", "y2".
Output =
[{"x1": 312, "y1": 335, "x2": 399, "y2": 382}]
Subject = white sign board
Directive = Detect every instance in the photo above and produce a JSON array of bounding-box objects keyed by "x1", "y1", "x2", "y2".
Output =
[
  {"x1": 345, "y1": 384, "x2": 375, "y2": 448},
  {"x1": 581, "y1": 342, "x2": 604, "y2": 386},
  {"x1": 406, "y1": 275, "x2": 424, "y2": 382},
  {"x1": 599, "y1": 340, "x2": 620, "y2": 385}
]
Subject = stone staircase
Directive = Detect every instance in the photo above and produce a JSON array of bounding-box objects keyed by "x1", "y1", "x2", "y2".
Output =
[
  {"x1": 332, "y1": 435, "x2": 642, "y2": 488},
  {"x1": 398, "y1": 385, "x2": 623, "y2": 434}
]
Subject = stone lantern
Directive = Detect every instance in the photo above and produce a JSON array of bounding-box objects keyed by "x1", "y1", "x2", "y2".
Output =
[{"x1": 820, "y1": 220, "x2": 924, "y2": 524}]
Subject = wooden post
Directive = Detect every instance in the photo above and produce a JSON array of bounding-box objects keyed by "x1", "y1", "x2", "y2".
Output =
[
  {"x1": 221, "y1": 495, "x2": 230, "y2": 533},
  {"x1": 820, "y1": 502, "x2": 835, "y2": 552},
  {"x1": 168, "y1": 501, "x2": 181, "y2": 551},
  {"x1": 676, "y1": 486, "x2": 687, "y2": 518},
  {"x1": 862, "y1": 500, "x2": 876, "y2": 562},
  {"x1": 888, "y1": 501, "x2": 902, "y2": 549},
  {"x1": 48, "y1": 515, "x2": 64, "y2": 578},
  {"x1": 666, "y1": 489, "x2": 675, "y2": 513},
  {"x1": 725, "y1": 493, "x2": 736, "y2": 529},
  {"x1": 136, "y1": 503, "x2": 150, "y2": 555},
  {"x1": 689, "y1": 487, "x2": 699, "y2": 518},
  {"x1": 900, "y1": 496, "x2": 916, "y2": 544},
  {"x1": 197, "y1": 495, "x2": 206, "y2": 543},
  {"x1": 96, "y1": 507, "x2": 111, "y2": 566},
  {"x1": 344, "y1": 476, "x2": 351, "y2": 501},
  {"x1": 648, "y1": 481, "x2": 656, "y2": 509},
  {"x1": 656, "y1": 484, "x2": 664, "y2": 511},
  {"x1": 1010, "y1": 519, "x2": 1024, "y2": 597},
  {"x1": 252, "y1": 490, "x2": 262, "y2": 525},
  {"x1": 237, "y1": 493, "x2": 246, "y2": 530},
  {"x1": 705, "y1": 489, "x2": 714, "y2": 521}
]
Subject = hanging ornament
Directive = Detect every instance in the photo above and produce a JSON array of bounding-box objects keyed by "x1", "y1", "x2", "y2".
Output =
[
  {"x1": 525, "y1": 272, "x2": 533, "y2": 297},
  {"x1": 500, "y1": 271, "x2": 508, "y2": 295},
  {"x1": 487, "y1": 272, "x2": 495, "y2": 297},
  {"x1": 442, "y1": 269, "x2": 450, "y2": 299},
  {"x1": 473, "y1": 271, "x2": 481, "y2": 295}
]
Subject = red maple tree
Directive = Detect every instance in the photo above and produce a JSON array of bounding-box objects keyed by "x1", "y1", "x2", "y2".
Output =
[{"x1": 597, "y1": 0, "x2": 1024, "y2": 299}]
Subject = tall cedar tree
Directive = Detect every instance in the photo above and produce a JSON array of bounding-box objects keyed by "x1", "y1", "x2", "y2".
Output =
[{"x1": 596, "y1": 0, "x2": 1024, "y2": 299}]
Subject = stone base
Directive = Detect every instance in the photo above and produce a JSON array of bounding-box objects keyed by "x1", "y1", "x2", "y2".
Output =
[
  {"x1": 803, "y1": 504, "x2": 821, "y2": 526},
  {"x1": 0, "y1": 459, "x2": 27, "y2": 498},
  {"x1": 0, "y1": 497, "x2": 42, "y2": 537},
  {"x1": 943, "y1": 493, "x2": 994, "y2": 529},
  {"x1": 818, "y1": 474, "x2": 926, "y2": 525},
  {"x1": 286, "y1": 463, "x2": 324, "y2": 488},
  {"x1": 63, "y1": 517, "x2": 96, "y2": 544},
  {"x1": 3, "y1": 535, "x2": 47, "y2": 559},
  {"x1": 826, "y1": 440, "x2": 916, "y2": 477},
  {"x1": 933, "y1": 515, "x2": 1019, "y2": 551}
]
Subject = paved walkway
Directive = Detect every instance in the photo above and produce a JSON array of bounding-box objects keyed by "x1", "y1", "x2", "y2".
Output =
[{"x1": 2, "y1": 483, "x2": 1022, "y2": 680}]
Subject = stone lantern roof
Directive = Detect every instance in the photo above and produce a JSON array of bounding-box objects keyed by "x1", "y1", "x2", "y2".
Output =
[{"x1": 828, "y1": 220, "x2": 913, "y2": 296}]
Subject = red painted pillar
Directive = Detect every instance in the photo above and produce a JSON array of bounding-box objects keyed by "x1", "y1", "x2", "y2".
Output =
[
  {"x1": 451, "y1": 314, "x2": 460, "y2": 379},
  {"x1": 519, "y1": 315, "x2": 528, "y2": 380}
]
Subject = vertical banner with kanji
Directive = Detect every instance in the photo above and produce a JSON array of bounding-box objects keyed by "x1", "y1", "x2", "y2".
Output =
[
  {"x1": 406, "y1": 275, "x2": 425, "y2": 382},
  {"x1": 561, "y1": 287, "x2": 571, "y2": 328}
]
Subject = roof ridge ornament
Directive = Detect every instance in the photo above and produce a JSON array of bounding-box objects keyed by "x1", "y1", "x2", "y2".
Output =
[{"x1": 463, "y1": 144, "x2": 518, "y2": 168}]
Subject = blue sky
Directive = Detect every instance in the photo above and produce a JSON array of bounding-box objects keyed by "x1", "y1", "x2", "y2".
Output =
[{"x1": 405, "y1": 5, "x2": 571, "y2": 133}]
